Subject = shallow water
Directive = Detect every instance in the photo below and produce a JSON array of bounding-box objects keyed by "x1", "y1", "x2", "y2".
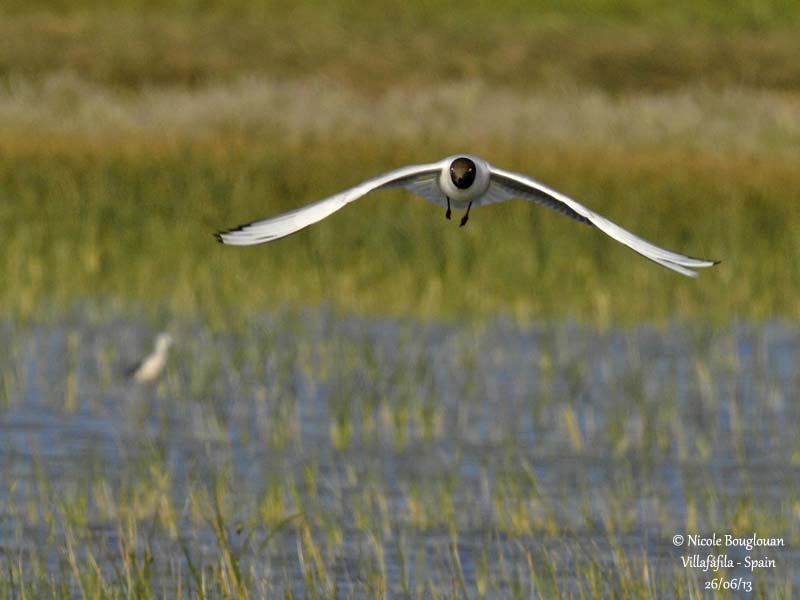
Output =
[{"x1": 0, "y1": 307, "x2": 797, "y2": 596}]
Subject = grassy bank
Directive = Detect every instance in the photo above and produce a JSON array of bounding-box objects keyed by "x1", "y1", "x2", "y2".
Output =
[
  {"x1": 0, "y1": 2, "x2": 797, "y2": 325},
  {"x1": 2, "y1": 4, "x2": 800, "y2": 93},
  {"x1": 0, "y1": 132, "x2": 796, "y2": 325}
]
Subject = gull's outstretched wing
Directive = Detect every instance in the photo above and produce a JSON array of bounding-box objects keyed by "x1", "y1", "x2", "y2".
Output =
[
  {"x1": 488, "y1": 167, "x2": 719, "y2": 277},
  {"x1": 217, "y1": 161, "x2": 445, "y2": 245},
  {"x1": 381, "y1": 170, "x2": 449, "y2": 208}
]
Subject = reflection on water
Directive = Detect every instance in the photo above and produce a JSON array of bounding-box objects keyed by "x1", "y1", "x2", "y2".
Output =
[{"x1": 0, "y1": 307, "x2": 797, "y2": 596}]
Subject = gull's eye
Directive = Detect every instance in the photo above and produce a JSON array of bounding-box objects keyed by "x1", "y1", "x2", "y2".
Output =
[{"x1": 450, "y1": 157, "x2": 476, "y2": 189}]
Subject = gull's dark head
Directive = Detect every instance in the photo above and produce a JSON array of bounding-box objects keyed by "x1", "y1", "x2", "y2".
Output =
[{"x1": 449, "y1": 157, "x2": 476, "y2": 190}]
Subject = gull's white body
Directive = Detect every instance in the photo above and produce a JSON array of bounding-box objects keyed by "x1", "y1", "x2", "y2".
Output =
[
  {"x1": 128, "y1": 333, "x2": 172, "y2": 384},
  {"x1": 217, "y1": 154, "x2": 718, "y2": 277}
]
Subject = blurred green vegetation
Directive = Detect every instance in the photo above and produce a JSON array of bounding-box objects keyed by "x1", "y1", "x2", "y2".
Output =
[
  {"x1": 0, "y1": 1, "x2": 797, "y2": 324},
  {"x1": 0, "y1": 135, "x2": 795, "y2": 325},
  {"x1": 0, "y1": 5, "x2": 798, "y2": 597},
  {"x1": 1, "y1": 2, "x2": 800, "y2": 92}
]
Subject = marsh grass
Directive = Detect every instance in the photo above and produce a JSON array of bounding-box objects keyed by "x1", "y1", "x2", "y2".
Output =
[
  {"x1": 0, "y1": 133, "x2": 796, "y2": 325},
  {"x1": 3, "y1": 2, "x2": 800, "y2": 92},
  {"x1": 4, "y1": 74, "x2": 800, "y2": 159},
  {"x1": 0, "y1": 308, "x2": 797, "y2": 597},
  {"x1": 1, "y1": 2, "x2": 798, "y2": 598},
  {"x1": 0, "y1": 2, "x2": 798, "y2": 325}
]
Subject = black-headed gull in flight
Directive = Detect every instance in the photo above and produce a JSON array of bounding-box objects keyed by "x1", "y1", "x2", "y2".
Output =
[{"x1": 217, "y1": 154, "x2": 719, "y2": 277}]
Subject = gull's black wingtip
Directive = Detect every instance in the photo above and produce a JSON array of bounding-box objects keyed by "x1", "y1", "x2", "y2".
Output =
[
  {"x1": 685, "y1": 254, "x2": 722, "y2": 267},
  {"x1": 214, "y1": 231, "x2": 226, "y2": 244}
]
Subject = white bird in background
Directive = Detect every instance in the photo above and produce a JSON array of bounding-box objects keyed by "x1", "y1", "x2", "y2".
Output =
[
  {"x1": 216, "y1": 154, "x2": 719, "y2": 277},
  {"x1": 127, "y1": 333, "x2": 173, "y2": 384}
]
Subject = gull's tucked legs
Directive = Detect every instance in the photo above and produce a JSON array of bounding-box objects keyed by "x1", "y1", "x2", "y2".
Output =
[{"x1": 460, "y1": 202, "x2": 473, "y2": 227}]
